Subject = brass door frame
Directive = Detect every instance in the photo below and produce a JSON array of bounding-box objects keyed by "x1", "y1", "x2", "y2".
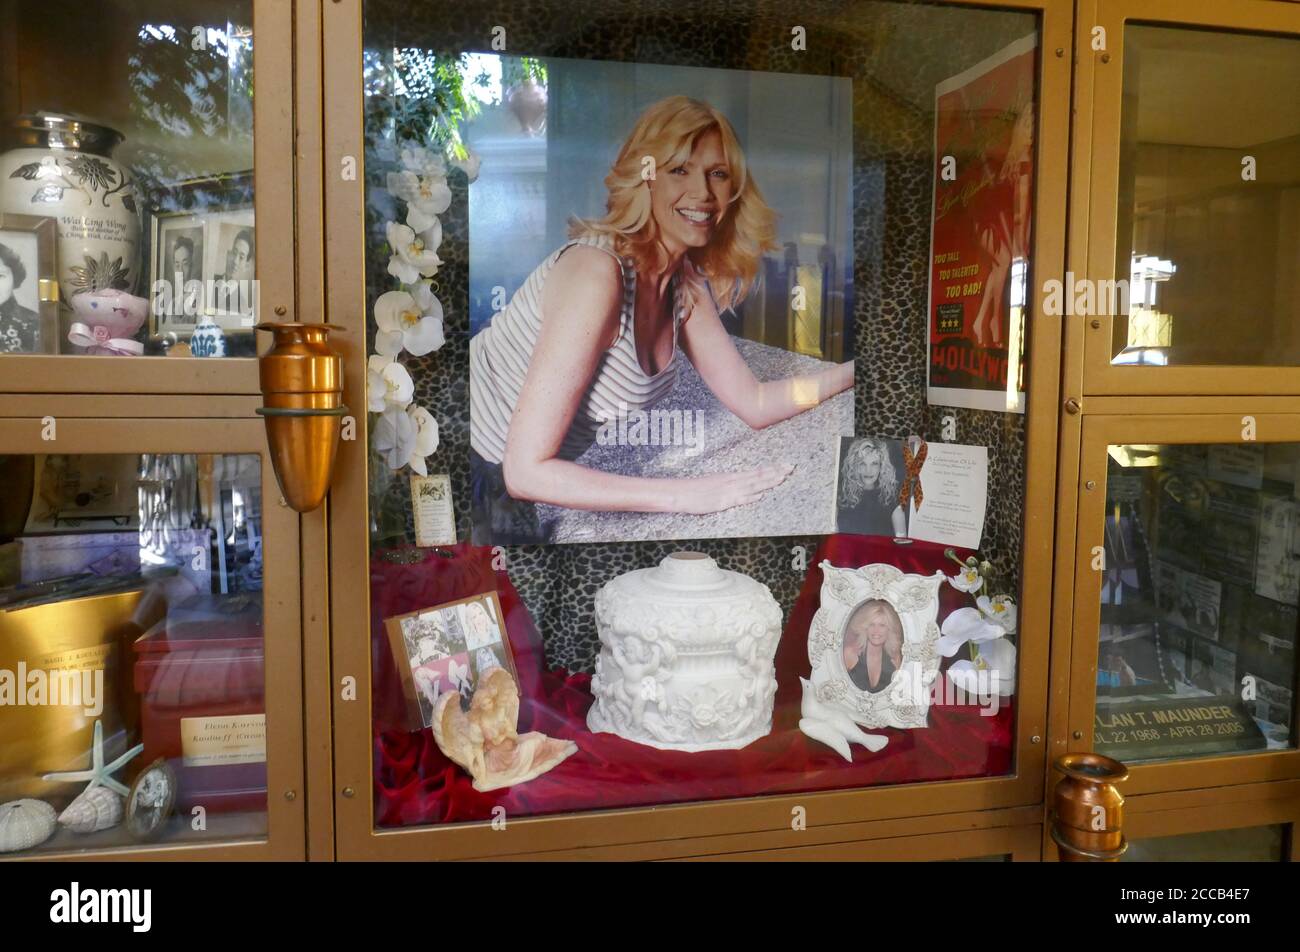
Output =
[
  {"x1": 1065, "y1": 410, "x2": 1300, "y2": 799},
  {"x1": 492, "y1": 806, "x2": 1043, "y2": 861},
  {"x1": 323, "y1": 0, "x2": 1073, "y2": 861},
  {"x1": 0, "y1": 416, "x2": 306, "y2": 861},
  {"x1": 0, "y1": 0, "x2": 298, "y2": 396},
  {"x1": 1125, "y1": 783, "x2": 1299, "y2": 861},
  {"x1": 1074, "y1": 0, "x2": 1300, "y2": 396}
]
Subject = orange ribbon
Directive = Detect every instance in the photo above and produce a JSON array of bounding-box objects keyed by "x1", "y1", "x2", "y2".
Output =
[{"x1": 899, "y1": 440, "x2": 927, "y2": 513}]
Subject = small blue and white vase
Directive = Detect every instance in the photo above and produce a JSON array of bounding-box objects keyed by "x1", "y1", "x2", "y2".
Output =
[{"x1": 190, "y1": 316, "x2": 226, "y2": 358}]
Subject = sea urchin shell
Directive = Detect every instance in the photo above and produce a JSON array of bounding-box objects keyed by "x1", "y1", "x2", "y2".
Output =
[{"x1": 0, "y1": 799, "x2": 57, "y2": 853}]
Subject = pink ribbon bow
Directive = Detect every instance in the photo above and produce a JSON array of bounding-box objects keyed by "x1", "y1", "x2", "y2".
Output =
[{"x1": 68, "y1": 321, "x2": 145, "y2": 356}]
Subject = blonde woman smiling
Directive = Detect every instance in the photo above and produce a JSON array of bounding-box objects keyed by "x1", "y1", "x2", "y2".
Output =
[{"x1": 470, "y1": 96, "x2": 854, "y2": 542}]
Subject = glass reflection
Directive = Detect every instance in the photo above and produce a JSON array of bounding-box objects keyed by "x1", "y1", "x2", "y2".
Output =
[
  {"x1": 1112, "y1": 25, "x2": 1300, "y2": 367},
  {"x1": 1097, "y1": 443, "x2": 1300, "y2": 764},
  {"x1": 0, "y1": 453, "x2": 267, "y2": 855}
]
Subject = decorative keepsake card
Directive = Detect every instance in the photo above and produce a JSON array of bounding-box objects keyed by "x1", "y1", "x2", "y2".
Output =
[
  {"x1": 384, "y1": 591, "x2": 517, "y2": 730},
  {"x1": 835, "y1": 436, "x2": 988, "y2": 549},
  {"x1": 410, "y1": 474, "x2": 457, "y2": 547}
]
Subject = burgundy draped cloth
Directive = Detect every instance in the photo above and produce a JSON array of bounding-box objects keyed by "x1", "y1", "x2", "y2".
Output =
[{"x1": 370, "y1": 536, "x2": 1014, "y2": 828}]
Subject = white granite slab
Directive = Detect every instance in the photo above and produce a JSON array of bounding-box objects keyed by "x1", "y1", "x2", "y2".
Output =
[{"x1": 538, "y1": 337, "x2": 853, "y2": 543}]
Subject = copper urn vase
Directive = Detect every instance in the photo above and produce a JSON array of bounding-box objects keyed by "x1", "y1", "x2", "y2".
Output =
[
  {"x1": 1051, "y1": 752, "x2": 1129, "y2": 862},
  {"x1": 254, "y1": 323, "x2": 348, "y2": 513}
]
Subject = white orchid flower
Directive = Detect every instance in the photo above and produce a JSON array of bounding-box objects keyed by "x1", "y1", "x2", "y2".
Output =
[
  {"x1": 374, "y1": 284, "x2": 445, "y2": 358},
  {"x1": 386, "y1": 221, "x2": 443, "y2": 284},
  {"x1": 977, "y1": 594, "x2": 1018, "y2": 634},
  {"x1": 936, "y1": 606, "x2": 1006, "y2": 658},
  {"x1": 373, "y1": 404, "x2": 416, "y2": 471},
  {"x1": 452, "y1": 151, "x2": 481, "y2": 183},
  {"x1": 373, "y1": 403, "x2": 439, "y2": 474},
  {"x1": 400, "y1": 146, "x2": 447, "y2": 177},
  {"x1": 367, "y1": 353, "x2": 414, "y2": 412},
  {"x1": 406, "y1": 405, "x2": 439, "y2": 476},
  {"x1": 947, "y1": 637, "x2": 1016, "y2": 697},
  {"x1": 387, "y1": 170, "x2": 451, "y2": 232},
  {"x1": 949, "y1": 564, "x2": 983, "y2": 594}
]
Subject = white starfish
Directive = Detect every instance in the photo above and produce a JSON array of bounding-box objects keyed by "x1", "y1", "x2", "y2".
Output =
[{"x1": 42, "y1": 720, "x2": 143, "y2": 797}]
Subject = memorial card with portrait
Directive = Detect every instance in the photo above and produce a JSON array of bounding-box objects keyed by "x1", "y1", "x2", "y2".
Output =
[
  {"x1": 835, "y1": 436, "x2": 989, "y2": 548},
  {"x1": 465, "y1": 58, "x2": 855, "y2": 546},
  {"x1": 805, "y1": 562, "x2": 946, "y2": 733},
  {"x1": 384, "y1": 591, "x2": 518, "y2": 730}
]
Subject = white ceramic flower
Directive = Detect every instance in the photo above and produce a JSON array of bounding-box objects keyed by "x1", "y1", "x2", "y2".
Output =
[
  {"x1": 452, "y1": 151, "x2": 481, "y2": 184},
  {"x1": 949, "y1": 565, "x2": 984, "y2": 594},
  {"x1": 374, "y1": 284, "x2": 445, "y2": 358},
  {"x1": 977, "y1": 594, "x2": 1018, "y2": 634},
  {"x1": 935, "y1": 606, "x2": 1005, "y2": 658},
  {"x1": 367, "y1": 354, "x2": 414, "y2": 412},
  {"x1": 947, "y1": 637, "x2": 1017, "y2": 697},
  {"x1": 386, "y1": 221, "x2": 443, "y2": 284},
  {"x1": 400, "y1": 146, "x2": 447, "y2": 177},
  {"x1": 387, "y1": 170, "x2": 451, "y2": 232}
]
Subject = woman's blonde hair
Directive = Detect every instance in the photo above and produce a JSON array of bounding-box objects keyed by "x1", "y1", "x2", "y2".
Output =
[
  {"x1": 839, "y1": 438, "x2": 899, "y2": 509},
  {"x1": 570, "y1": 96, "x2": 777, "y2": 311},
  {"x1": 847, "y1": 599, "x2": 904, "y2": 667}
]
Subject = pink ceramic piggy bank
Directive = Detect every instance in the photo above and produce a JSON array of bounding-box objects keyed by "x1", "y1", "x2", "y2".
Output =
[{"x1": 68, "y1": 289, "x2": 149, "y2": 355}]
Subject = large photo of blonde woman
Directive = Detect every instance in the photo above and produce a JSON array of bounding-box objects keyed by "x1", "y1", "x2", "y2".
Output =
[{"x1": 466, "y1": 59, "x2": 854, "y2": 544}]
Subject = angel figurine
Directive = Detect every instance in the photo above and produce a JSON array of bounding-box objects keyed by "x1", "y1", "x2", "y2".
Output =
[{"x1": 431, "y1": 668, "x2": 577, "y2": 792}]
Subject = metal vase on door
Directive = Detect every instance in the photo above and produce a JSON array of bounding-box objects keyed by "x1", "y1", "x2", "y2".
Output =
[{"x1": 255, "y1": 322, "x2": 348, "y2": 513}]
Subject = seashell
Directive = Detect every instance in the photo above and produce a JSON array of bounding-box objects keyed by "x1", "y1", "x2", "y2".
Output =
[
  {"x1": 0, "y1": 799, "x2": 57, "y2": 853},
  {"x1": 57, "y1": 786, "x2": 123, "y2": 834}
]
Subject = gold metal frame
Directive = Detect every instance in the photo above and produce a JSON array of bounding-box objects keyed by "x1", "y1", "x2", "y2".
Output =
[
  {"x1": 0, "y1": 0, "x2": 297, "y2": 395},
  {"x1": 323, "y1": 0, "x2": 1073, "y2": 861},
  {"x1": 0, "y1": 414, "x2": 306, "y2": 861},
  {"x1": 1077, "y1": 0, "x2": 1300, "y2": 396},
  {"x1": 0, "y1": 211, "x2": 59, "y2": 354},
  {"x1": 1066, "y1": 409, "x2": 1300, "y2": 798}
]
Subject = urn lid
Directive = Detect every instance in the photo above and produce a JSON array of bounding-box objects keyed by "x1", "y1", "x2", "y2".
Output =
[
  {"x1": 595, "y1": 552, "x2": 782, "y2": 648},
  {"x1": 6, "y1": 113, "x2": 125, "y2": 157}
]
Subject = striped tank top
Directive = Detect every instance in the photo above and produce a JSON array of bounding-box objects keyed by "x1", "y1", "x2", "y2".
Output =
[{"x1": 470, "y1": 235, "x2": 686, "y2": 464}]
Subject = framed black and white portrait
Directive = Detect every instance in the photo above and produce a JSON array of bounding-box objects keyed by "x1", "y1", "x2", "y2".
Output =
[
  {"x1": 0, "y1": 213, "x2": 59, "y2": 355},
  {"x1": 145, "y1": 171, "x2": 255, "y2": 340}
]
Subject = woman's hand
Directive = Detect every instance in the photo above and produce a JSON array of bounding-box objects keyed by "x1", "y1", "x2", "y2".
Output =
[{"x1": 670, "y1": 464, "x2": 794, "y2": 514}]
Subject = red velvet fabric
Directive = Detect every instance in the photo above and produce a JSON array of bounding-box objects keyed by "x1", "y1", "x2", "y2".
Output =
[{"x1": 370, "y1": 537, "x2": 1014, "y2": 827}]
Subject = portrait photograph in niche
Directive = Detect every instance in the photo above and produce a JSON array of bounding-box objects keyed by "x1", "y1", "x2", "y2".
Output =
[{"x1": 465, "y1": 57, "x2": 854, "y2": 545}]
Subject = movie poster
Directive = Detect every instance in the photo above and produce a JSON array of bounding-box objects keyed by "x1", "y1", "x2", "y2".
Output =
[{"x1": 926, "y1": 34, "x2": 1037, "y2": 414}]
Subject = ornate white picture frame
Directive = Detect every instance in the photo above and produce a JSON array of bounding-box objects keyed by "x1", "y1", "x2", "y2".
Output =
[{"x1": 805, "y1": 562, "x2": 945, "y2": 740}]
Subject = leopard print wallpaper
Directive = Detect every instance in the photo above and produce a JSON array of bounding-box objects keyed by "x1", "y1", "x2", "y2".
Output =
[{"x1": 363, "y1": 0, "x2": 1038, "y2": 671}]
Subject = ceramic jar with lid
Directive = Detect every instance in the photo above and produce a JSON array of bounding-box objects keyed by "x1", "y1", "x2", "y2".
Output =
[
  {"x1": 1, "y1": 114, "x2": 141, "y2": 312},
  {"x1": 588, "y1": 552, "x2": 784, "y2": 752}
]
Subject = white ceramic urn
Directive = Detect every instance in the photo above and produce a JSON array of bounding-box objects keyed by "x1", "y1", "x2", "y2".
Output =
[
  {"x1": 588, "y1": 552, "x2": 784, "y2": 752},
  {"x1": 1, "y1": 115, "x2": 141, "y2": 307}
]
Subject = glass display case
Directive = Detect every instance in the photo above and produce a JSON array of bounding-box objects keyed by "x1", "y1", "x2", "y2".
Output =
[
  {"x1": 0, "y1": 417, "x2": 304, "y2": 859},
  {"x1": 1079, "y1": 0, "x2": 1300, "y2": 393},
  {"x1": 324, "y1": 0, "x2": 1072, "y2": 860},
  {"x1": 0, "y1": 0, "x2": 294, "y2": 394},
  {"x1": 1068, "y1": 415, "x2": 1300, "y2": 798},
  {"x1": 2, "y1": 0, "x2": 1298, "y2": 863}
]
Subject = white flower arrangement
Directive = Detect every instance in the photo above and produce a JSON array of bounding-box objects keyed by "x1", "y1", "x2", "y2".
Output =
[
  {"x1": 940, "y1": 549, "x2": 1018, "y2": 697},
  {"x1": 367, "y1": 143, "x2": 477, "y2": 475}
]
